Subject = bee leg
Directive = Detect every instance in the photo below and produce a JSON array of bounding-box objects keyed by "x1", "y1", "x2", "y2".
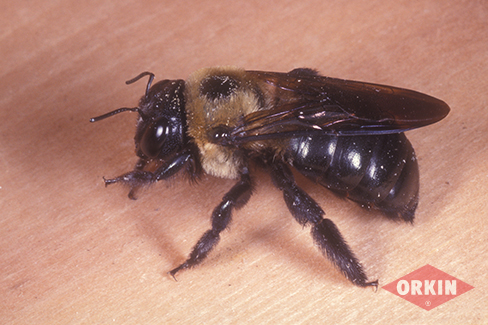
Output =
[
  {"x1": 169, "y1": 168, "x2": 253, "y2": 279},
  {"x1": 103, "y1": 150, "x2": 195, "y2": 199},
  {"x1": 270, "y1": 161, "x2": 378, "y2": 288}
]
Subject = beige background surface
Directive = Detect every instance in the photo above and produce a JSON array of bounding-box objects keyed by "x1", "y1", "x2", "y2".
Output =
[{"x1": 1, "y1": 1, "x2": 487, "y2": 324}]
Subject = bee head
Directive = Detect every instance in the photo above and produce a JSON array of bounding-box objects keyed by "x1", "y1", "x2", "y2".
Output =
[{"x1": 90, "y1": 72, "x2": 187, "y2": 160}]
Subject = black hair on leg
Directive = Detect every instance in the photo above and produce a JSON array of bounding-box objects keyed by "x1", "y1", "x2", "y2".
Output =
[
  {"x1": 169, "y1": 168, "x2": 253, "y2": 278},
  {"x1": 270, "y1": 161, "x2": 377, "y2": 288}
]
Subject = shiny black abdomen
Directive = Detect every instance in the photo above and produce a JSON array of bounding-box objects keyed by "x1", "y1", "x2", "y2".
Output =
[{"x1": 285, "y1": 133, "x2": 419, "y2": 222}]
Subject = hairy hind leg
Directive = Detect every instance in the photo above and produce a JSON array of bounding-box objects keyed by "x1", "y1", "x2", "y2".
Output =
[{"x1": 270, "y1": 161, "x2": 377, "y2": 288}]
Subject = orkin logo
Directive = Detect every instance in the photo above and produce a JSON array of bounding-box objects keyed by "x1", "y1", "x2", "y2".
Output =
[{"x1": 382, "y1": 264, "x2": 474, "y2": 311}]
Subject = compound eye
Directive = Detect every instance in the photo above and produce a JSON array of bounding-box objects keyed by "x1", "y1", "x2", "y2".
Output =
[{"x1": 140, "y1": 118, "x2": 170, "y2": 158}]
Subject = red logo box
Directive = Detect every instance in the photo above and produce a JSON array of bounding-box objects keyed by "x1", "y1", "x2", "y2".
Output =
[{"x1": 382, "y1": 264, "x2": 474, "y2": 311}]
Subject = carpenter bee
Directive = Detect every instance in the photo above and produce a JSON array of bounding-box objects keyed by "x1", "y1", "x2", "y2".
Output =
[{"x1": 90, "y1": 67, "x2": 449, "y2": 288}]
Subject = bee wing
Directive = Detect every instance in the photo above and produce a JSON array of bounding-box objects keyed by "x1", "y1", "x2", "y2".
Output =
[{"x1": 228, "y1": 70, "x2": 450, "y2": 143}]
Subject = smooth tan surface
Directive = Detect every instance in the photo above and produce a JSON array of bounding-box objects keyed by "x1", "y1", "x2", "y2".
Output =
[{"x1": 1, "y1": 1, "x2": 487, "y2": 324}]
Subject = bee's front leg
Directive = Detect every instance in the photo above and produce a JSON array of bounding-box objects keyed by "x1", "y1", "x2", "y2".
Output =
[{"x1": 103, "y1": 149, "x2": 195, "y2": 199}]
